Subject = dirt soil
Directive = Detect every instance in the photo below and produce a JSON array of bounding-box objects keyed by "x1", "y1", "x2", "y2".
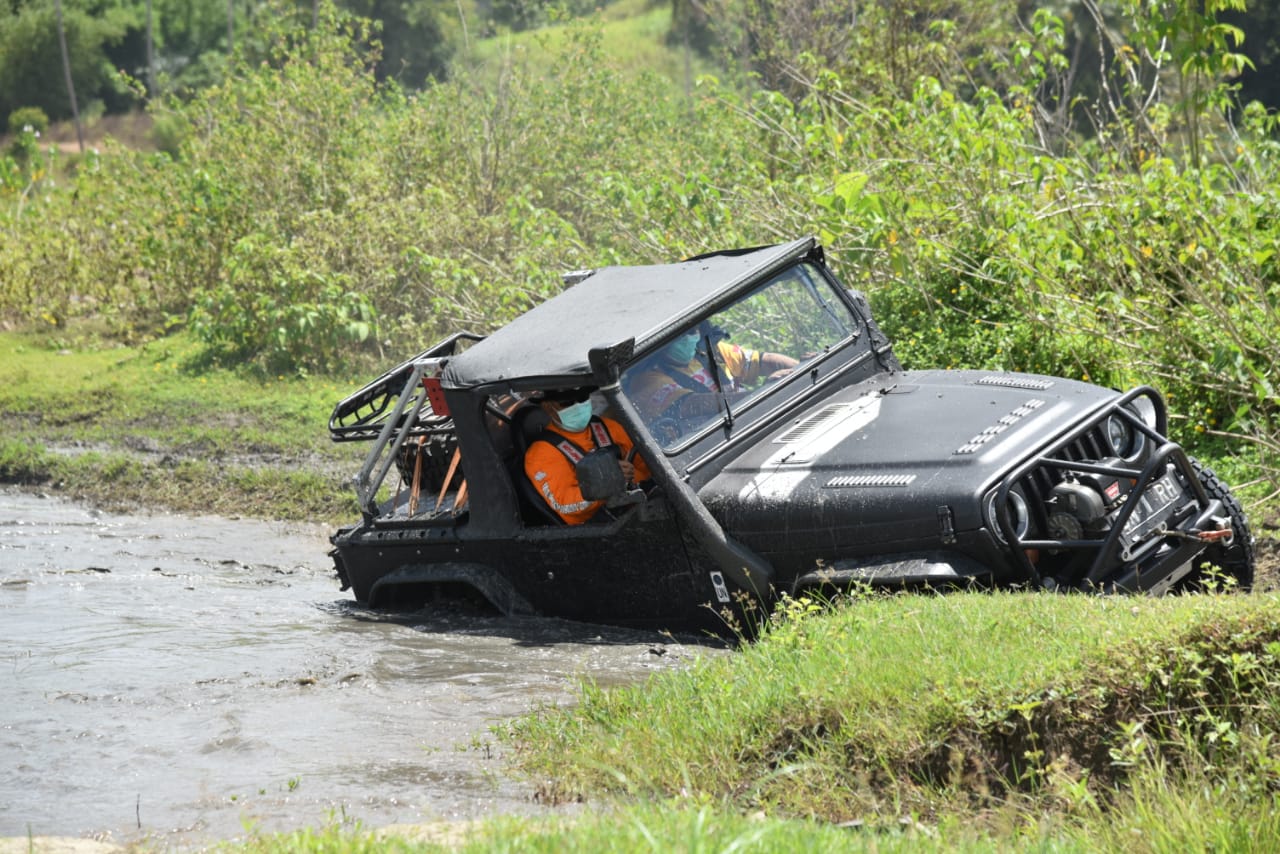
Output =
[
  {"x1": 2, "y1": 111, "x2": 155, "y2": 155},
  {"x1": 1255, "y1": 527, "x2": 1280, "y2": 591}
]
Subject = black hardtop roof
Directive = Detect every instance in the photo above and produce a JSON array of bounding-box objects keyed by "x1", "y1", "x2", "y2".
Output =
[{"x1": 441, "y1": 236, "x2": 818, "y2": 393}]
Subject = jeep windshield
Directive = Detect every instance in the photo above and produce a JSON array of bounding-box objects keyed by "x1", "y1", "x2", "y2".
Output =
[{"x1": 622, "y1": 261, "x2": 861, "y2": 449}]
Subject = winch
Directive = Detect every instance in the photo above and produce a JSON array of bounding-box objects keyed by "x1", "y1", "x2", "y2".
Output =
[{"x1": 1047, "y1": 457, "x2": 1132, "y2": 540}]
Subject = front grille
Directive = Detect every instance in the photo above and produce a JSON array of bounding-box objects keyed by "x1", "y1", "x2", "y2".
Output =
[{"x1": 1017, "y1": 427, "x2": 1112, "y2": 510}]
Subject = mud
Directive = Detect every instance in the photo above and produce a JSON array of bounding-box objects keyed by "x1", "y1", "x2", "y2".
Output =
[{"x1": 0, "y1": 488, "x2": 722, "y2": 848}]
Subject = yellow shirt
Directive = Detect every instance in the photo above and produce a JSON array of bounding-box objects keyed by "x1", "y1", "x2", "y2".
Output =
[{"x1": 628, "y1": 340, "x2": 764, "y2": 422}]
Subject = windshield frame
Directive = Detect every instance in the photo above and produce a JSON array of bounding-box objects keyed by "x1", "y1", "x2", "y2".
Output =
[{"x1": 620, "y1": 260, "x2": 866, "y2": 455}]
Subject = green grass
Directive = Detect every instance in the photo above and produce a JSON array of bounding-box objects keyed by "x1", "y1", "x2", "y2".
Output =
[
  {"x1": 501, "y1": 589, "x2": 1280, "y2": 823},
  {"x1": 0, "y1": 329, "x2": 365, "y2": 522},
  {"x1": 223, "y1": 805, "x2": 1062, "y2": 852},
  {"x1": 225, "y1": 791, "x2": 1280, "y2": 852},
  {"x1": 462, "y1": 0, "x2": 716, "y2": 92}
]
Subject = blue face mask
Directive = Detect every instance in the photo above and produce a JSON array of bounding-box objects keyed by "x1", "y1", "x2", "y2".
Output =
[
  {"x1": 666, "y1": 331, "x2": 699, "y2": 365},
  {"x1": 555, "y1": 398, "x2": 594, "y2": 432}
]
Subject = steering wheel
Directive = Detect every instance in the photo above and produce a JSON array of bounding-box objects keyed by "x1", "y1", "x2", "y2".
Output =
[{"x1": 649, "y1": 416, "x2": 682, "y2": 444}]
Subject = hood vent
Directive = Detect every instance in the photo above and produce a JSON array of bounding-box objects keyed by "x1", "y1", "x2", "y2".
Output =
[
  {"x1": 769, "y1": 395, "x2": 883, "y2": 466},
  {"x1": 976, "y1": 375, "x2": 1055, "y2": 391},
  {"x1": 955, "y1": 399, "x2": 1046, "y2": 455},
  {"x1": 776, "y1": 403, "x2": 852, "y2": 444},
  {"x1": 825, "y1": 474, "x2": 916, "y2": 488},
  {"x1": 776, "y1": 399, "x2": 875, "y2": 445}
]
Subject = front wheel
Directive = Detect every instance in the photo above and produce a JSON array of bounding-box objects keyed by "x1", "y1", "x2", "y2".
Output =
[{"x1": 1178, "y1": 458, "x2": 1255, "y2": 592}]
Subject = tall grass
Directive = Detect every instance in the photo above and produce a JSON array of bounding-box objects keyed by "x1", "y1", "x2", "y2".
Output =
[{"x1": 502, "y1": 590, "x2": 1280, "y2": 824}]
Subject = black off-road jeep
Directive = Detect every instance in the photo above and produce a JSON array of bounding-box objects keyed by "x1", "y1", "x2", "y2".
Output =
[{"x1": 328, "y1": 237, "x2": 1254, "y2": 631}]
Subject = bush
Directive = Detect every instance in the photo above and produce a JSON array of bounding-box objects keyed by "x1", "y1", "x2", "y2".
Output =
[
  {"x1": 7, "y1": 106, "x2": 48, "y2": 135},
  {"x1": 0, "y1": 3, "x2": 1274, "y2": 491}
]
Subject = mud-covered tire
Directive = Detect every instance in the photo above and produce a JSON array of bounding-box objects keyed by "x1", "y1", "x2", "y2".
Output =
[
  {"x1": 395, "y1": 433, "x2": 461, "y2": 495},
  {"x1": 1179, "y1": 458, "x2": 1255, "y2": 592}
]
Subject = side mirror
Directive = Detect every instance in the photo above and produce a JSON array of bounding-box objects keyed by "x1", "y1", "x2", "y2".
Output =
[{"x1": 576, "y1": 449, "x2": 626, "y2": 501}]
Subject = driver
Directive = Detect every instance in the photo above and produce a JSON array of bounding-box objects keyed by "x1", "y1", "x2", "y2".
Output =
[
  {"x1": 524, "y1": 387, "x2": 651, "y2": 525},
  {"x1": 628, "y1": 327, "x2": 799, "y2": 425}
]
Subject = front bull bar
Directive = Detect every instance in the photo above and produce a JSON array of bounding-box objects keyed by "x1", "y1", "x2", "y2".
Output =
[{"x1": 991, "y1": 388, "x2": 1228, "y2": 590}]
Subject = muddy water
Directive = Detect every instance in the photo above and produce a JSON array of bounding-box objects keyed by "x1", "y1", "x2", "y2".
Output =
[{"x1": 0, "y1": 489, "x2": 720, "y2": 847}]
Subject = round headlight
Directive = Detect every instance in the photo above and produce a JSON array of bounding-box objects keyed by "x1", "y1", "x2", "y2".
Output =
[
  {"x1": 1107, "y1": 404, "x2": 1149, "y2": 460},
  {"x1": 988, "y1": 488, "x2": 1031, "y2": 543},
  {"x1": 1107, "y1": 413, "x2": 1135, "y2": 457},
  {"x1": 1130, "y1": 394, "x2": 1159, "y2": 431}
]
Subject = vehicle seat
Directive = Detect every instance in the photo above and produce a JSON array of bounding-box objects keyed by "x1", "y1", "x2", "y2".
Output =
[{"x1": 508, "y1": 403, "x2": 566, "y2": 526}]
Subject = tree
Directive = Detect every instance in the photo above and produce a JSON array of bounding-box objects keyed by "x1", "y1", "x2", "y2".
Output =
[
  {"x1": 1222, "y1": 0, "x2": 1280, "y2": 111},
  {"x1": 53, "y1": 0, "x2": 82, "y2": 148},
  {"x1": 332, "y1": 0, "x2": 449, "y2": 87},
  {"x1": 1075, "y1": 0, "x2": 1253, "y2": 168},
  {"x1": 0, "y1": 0, "x2": 134, "y2": 121}
]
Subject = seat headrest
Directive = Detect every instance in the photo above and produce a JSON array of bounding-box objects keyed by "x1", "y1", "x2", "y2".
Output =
[{"x1": 513, "y1": 404, "x2": 551, "y2": 447}]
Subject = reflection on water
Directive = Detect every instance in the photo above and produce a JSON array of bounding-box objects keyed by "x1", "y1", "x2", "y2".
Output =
[{"x1": 0, "y1": 489, "x2": 721, "y2": 846}]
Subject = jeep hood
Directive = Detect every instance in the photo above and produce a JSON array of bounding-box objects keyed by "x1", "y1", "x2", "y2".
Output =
[{"x1": 698, "y1": 369, "x2": 1117, "y2": 551}]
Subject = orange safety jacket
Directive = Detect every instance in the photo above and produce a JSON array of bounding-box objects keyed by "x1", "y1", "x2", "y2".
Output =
[{"x1": 523, "y1": 416, "x2": 651, "y2": 525}]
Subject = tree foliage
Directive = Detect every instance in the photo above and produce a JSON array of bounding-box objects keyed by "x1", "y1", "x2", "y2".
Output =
[
  {"x1": 0, "y1": 1, "x2": 1277, "y2": 487},
  {"x1": 1223, "y1": 0, "x2": 1280, "y2": 110},
  {"x1": 0, "y1": 0, "x2": 135, "y2": 119},
  {"x1": 0, "y1": 0, "x2": 458, "y2": 118}
]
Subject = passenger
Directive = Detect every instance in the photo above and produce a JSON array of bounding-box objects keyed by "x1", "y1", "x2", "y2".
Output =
[
  {"x1": 628, "y1": 327, "x2": 799, "y2": 424},
  {"x1": 523, "y1": 388, "x2": 652, "y2": 526}
]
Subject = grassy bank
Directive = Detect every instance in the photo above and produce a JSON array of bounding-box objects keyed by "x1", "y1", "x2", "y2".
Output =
[
  {"x1": 0, "y1": 329, "x2": 365, "y2": 523},
  {"x1": 501, "y1": 591, "x2": 1280, "y2": 817},
  {"x1": 219, "y1": 591, "x2": 1280, "y2": 852}
]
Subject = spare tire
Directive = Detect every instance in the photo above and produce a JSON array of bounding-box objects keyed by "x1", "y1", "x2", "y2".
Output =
[{"x1": 395, "y1": 432, "x2": 461, "y2": 496}]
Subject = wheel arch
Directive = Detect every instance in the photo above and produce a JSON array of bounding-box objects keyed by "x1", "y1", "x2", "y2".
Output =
[{"x1": 367, "y1": 562, "x2": 537, "y2": 615}]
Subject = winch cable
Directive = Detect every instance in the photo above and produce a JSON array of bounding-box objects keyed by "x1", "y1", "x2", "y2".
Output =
[{"x1": 1157, "y1": 525, "x2": 1234, "y2": 543}]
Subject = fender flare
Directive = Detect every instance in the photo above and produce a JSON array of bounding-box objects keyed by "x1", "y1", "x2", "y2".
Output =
[{"x1": 368, "y1": 562, "x2": 537, "y2": 616}]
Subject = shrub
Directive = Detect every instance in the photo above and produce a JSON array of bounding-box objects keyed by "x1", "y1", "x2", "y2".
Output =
[
  {"x1": 7, "y1": 106, "x2": 48, "y2": 135},
  {"x1": 0, "y1": 3, "x2": 1274, "y2": 490}
]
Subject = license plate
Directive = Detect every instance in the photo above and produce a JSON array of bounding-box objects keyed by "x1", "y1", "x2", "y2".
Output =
[{"x1": 1116, "y1": 474, "x2": 1189, "y2": 558}]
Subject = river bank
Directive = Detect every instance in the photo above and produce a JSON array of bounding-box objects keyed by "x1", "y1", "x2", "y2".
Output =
[{"x1": 6, "y1": 331, "x2": 1280, "y2": 851}]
